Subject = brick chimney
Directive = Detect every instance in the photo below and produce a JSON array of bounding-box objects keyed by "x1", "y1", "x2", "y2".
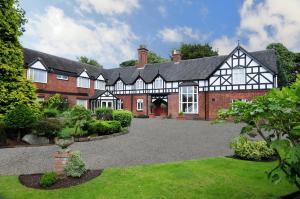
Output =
[
  {"x1": 137, "y1": 45, "x2": 148, "y2": 68},
  {"x1": 172, "y1": 49, "x2": 182, "y2": 62}
]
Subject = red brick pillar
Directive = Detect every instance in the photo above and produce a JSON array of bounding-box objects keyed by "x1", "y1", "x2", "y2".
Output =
[{"x1": 53, "y1": 151, "x2": 71, "y2": 175}]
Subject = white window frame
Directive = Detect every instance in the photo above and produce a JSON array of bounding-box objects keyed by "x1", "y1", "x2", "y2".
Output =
[
  {"x1": 95, "y1": 80, "x2": 106, "y2": 90},
  {"x1": 116, "y1": 80, "x2": 123, "y2": 90},
  {"x1": 27, "y1": 68, "x2": 48, "y2": 83},
  {"x1": 76, "y1": 99, "x2": 88, "y2": 109},
  {"x1": 135, "y1": 79, "x2": 143, "y2": 90},
  {"x1": 117, "y1": 99, "x2": 123, "y2": 110},
  {"x1": 56, "y1": 74, "x2": 69, "y2": 81},
  {"x1": 232, "y1": 68, "x2": 246, "y2": 85},
  {"x1": 137, "y1": 99, "x2": 143, "y2": 111},
  {"x1": 154, "y1": 77, "x2": 163, "y2": 89},
  {"x1": 179, "y1": 86, "x2": 198, "y2": 114},
  {"x1": 77, "y1": 77, "x2": 90, "y2": 88}
]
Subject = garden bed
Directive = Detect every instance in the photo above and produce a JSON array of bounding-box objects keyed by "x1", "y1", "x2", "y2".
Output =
[
  {"x1": 74, "y1": 128, "x2": 129, "y2": 142},
  {"x1": 226, "y1": 155, "x2": 278, "y2": 162},
  {"x1": 19, "y1": 170, "x2": 102, "y2": 190}
]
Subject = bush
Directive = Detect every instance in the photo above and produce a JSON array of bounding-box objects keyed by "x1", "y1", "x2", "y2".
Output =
[
  {"x1": 0, "y1": 120, "x2": 6, "y2": 146},
  {"x1": 43, "y1": 108, "x2": 59, "y2": 118},
  {"x1": 32, "y1": 118, "x2": 63, "y2": 138},
  {"x1": 88, "y1": 120, "x2": 121, "y2": 135},
  {"x1": 42, "y1": 94, "x2": 69, "y2": 112},
  {"x1": 64, "y1": 151, "x2": 86, "y2": 177},
  {"x1": 95, "y1": 108, "x2": 113, "y2": 120},
  {"x1": 230, "y1": 136, "x2": 274, "y2": 160},
  {"x1": 112, "y1": 110, "x2": 133, "y2": 127},
  {"x1": 40, "y1": 172, "x2": 57, "y2": 187},
  {"x1": 134, "y1": 114, "x2": 149, "y2": 118},
  {"x1": 57, "y1": 127, "x2": 73, "y2": 139}
]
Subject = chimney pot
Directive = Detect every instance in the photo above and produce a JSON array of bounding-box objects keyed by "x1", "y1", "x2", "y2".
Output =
[{"x1": 172, "y1": 49, "x2": 181, "y2": 62}]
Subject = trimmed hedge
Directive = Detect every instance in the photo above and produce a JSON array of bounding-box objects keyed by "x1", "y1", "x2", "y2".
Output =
[
  {"x1": 230, "y1": 136, "x2": 274, "y2": 160},
  {"x1": 95, "y1": 108, "x2": 113, "y2": 120},
  {"x1": 113, "y1": 110, "x2": 133, "y2": 127},
  {"x1": 88, "y1": 120, "x2": 121, "y2": 135}
]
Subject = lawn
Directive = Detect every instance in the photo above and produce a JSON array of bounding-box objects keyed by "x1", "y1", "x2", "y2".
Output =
[{"x1": 0, "y1": 157, "x2": 296, "y2": 199}]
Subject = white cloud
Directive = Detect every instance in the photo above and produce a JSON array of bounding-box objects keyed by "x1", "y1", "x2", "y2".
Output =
[
  {"x1": 158, "y1": 5, "x2": 167, "y2": 18},
  {"x1": 213, "y1": 0, "x2": 300, "y2": 54},
  {"x1": 212, "y1": 36, "x2": 237, "y2": 55},
  {"x1": 22, "y1": 6, "x2": 138, "y2": 68},
  {"x1": 158, "y1": 27, "x2": 209, "y2": 43},
  {"x1": 76, "y1": 0, "x2": 140, "y2": 15}
]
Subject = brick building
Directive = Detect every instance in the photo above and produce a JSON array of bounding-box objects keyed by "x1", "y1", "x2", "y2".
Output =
[{"x1": 23, "y1": 45, "x2": 278, "y2": 120}]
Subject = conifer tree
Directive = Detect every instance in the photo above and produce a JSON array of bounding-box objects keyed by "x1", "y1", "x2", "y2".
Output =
[{"x1": 0, "y1": 0, "x2": 37, "y2": 114}]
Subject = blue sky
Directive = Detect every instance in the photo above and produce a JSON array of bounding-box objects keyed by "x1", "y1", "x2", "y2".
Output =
[{"x1": 20, "y1": 0, "x2": 300, "y2": 68}]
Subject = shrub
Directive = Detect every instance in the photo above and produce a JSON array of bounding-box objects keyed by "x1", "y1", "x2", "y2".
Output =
[
  {"x1": 178, "y1": 112, "x2": 184, "y2": 116},
  {"x1": 112, "y1": 110, "x2": 133, "y2": 127},
  {"x1": 95, "y1": 108, "x2": 113, "y2": 120},
  {"x1": 66, "y1": 106, "x2": 92, "y2": 136},
  {"x1": 62, "y1": 127, "x2": 88, "y2": 138},
  {"x1": 32, "y1": 118, "x2": 63, "y2": 138},
  {"x1": 4, "y1": 104, "x2": 39, "y2": 141},
  {"x1": 230, "y1": 136, "x2": 274, "y2": 160},
  {"x1": 43, "y1": 108, "x2": 59, "y2": 118},
  {"x1": 42, "y1": 94, "x2": 69, "y2": 112},
  {"x1": 57, "y1": 127, "x2": 73, "y2": 139},
  {"x1": 40, "y1": 172, "x2": 57, "y2": 187},
  {"x1": 88, "y1": 120, "x2": 121, "y2": 135},
  {"x1": 64, "y1": 151, "x2": 86, "y2": 177},
  {"x1": 0, "y1": 120, "x2": 6, "y2": 146},
  {"x1": 134, "y1": 114, "x2": 149, "y2": 118}
]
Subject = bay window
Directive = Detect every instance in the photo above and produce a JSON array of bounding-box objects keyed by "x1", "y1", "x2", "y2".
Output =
[
  {"x1": 232, "y1": 68, "x2": 245, "y2": 84},
  {"x1": 77, "y1": 77, "x2": 90, "y2": 88},
  {"x1": 27, "y1": 68, "x2": 47, "y2": 83},
  {"x1": 179, "y1": 86, "x2": 198, "y2": 114}
]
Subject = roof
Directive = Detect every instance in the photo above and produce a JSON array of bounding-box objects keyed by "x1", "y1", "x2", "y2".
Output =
[
  {"x1": 23, "y1": 48, "x2": 105, "y2": 79},
  {"x1": 23, "y1": 47, "x2": 278, "y2": 85}
]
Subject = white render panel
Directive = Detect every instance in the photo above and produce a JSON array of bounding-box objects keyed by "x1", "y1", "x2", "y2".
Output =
[
  {"x1": 97, "y1": 75, "x2": 105, "y2": 80},
  {"x1": 79, "y1": 71, "x2": 89, "y2": 78},
  {"x1": 30, "y1": 61, "x2": 46, "y2": 70}
]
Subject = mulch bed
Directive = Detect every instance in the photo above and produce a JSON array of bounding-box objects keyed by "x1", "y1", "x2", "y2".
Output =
[
  {"x1": 281, "y1": 191, "x2": 300, "y2": 199},
  {"x1": 225, "y1": 155, "x2": 278, "y2": 162},
  {"x1": 19, "y1": 170, "x2": 103, "y2": 190}
]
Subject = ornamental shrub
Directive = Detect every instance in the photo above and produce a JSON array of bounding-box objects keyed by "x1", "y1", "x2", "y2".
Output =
[
  {"x1": 4, "y1": 104, "x2": 39, "y2": 141},
  {"x1": 64, "y1": 151, "x2": 86, "y2": 177},
  {"x1": 42, "y1": 94, "x2": 69, "y2": 112},
  {"x1": 32, "y1": 118, "x2": 63, "y2": 139},
  {"x1": 40, "y1": 172, "x2": 57, "y2": 187},
  {"x1": 43, "y1": 108, "x2": 59, "y2": 118},
  {"x1": 112, "y1": 110, "x2": 133, "y2": 127},
  {"x1": 230, "y1": 136, "x2": 274, "y2": 160},
  {"x1": 88, "y1": 120, "x2": 121, "y2": 135},
  {"x1": 57, "y1": 127, "x2": 73, "y2": 139},
  {"x1": 95, "y1": 108, "x2": 113, "y2": 120}
]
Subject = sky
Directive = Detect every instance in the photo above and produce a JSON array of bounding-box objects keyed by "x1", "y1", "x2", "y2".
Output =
[{"x1": 20, "y1": 0, "x2": 300, "y2": 69}]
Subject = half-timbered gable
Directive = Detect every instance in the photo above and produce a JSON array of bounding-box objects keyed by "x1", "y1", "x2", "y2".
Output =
[{"x1": 208, "y1": 46, "x2": 277, "y2": 91}]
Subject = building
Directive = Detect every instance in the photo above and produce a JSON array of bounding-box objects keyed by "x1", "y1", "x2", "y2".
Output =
[{"x1": 23, "y1": 45, "x2": 278, "y2": 120}]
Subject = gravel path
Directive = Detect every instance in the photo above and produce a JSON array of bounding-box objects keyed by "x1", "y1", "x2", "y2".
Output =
[{"x1": 0, "y1": 119, "x2": 241, "y2": 175}]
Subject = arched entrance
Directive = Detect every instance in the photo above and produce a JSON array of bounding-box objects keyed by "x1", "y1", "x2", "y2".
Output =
[{"x1": 151, "y1": 95, "x2": 168, "y2": 116}]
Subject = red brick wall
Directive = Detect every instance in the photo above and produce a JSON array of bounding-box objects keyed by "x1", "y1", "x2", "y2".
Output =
[
  {"x1": 116, "y1": 95, "x2": 132, "y2": 111},
  {"x1": 198, "y1": 93, "x2": 206, "y2": 120},
  {"x1": 206, "y1": 90, "x2": 269, "y2": 120},
  {"x1": 132, "y1": 94, "x2": 148, "y2": 116},
  {"x1": 168, "y1": 93, "x2": 179, "y2": 118}
]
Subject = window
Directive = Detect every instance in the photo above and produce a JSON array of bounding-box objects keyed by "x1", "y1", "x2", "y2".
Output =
[
  {"x1": 232, "y1": 68, "x2": 245, "y2": 84},
  {"x1": 27, "y1": 68, "x2": 47, "y2": 83},
  {"x1": 154, "y1": 77, "x2": 163, "y2": 88},
  {"x1": 137, "y1": 99, "x2": 143, "y2": 111},
  {"x1": 231, "y1": 99, "x2": 248, "y2": 103},
  {"x1": 36, "y1": 97, "x2": 45, "y2": 102},
  {"x1": 116, "y1": 80, "x2": 123, "y2": 90},
  {"x1": 179, "y1": 86, "x2": 198, "y2": 114},
  {"x1": 135, "y1": 79, "x2": 143, "y2": 90},
  {"x1": 95, "y1": 80, "x2": 105, "y2": 90},
  {"x1": 56, "y1": 74, "x2": 68, "y2": 80},
  {"x1": 117, "y1": 99, "x2": 123, "y2": 110},
  {"x1": 77, "y1": 77, "x2": 90, "y2": 88},
  {"x1": 76, "y1": 99, "x2": 88, "y2": 108}
]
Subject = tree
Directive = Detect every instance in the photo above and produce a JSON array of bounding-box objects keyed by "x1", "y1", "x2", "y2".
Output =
[
  {"x1": 0, "y1": 0, "x2": 37, "y2": 115},
  {"x1": 217, "y1": 75, "x2": 300, "y2": 189},
  {"x1": 77, "y1": 56, "x2": 102, "y2": 69},
  {"x1": 119, "y1": 51, "x2": 168, "y2": 67},
  {"x1": 179, "y1": 43, "x2": 218, "y2": 60},
  {"x1": 267, "y1": 43, "x2": 297, "y2": 87}
]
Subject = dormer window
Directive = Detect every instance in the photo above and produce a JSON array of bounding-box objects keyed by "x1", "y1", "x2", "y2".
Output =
[
  {"x1": 116, "y1": 80, "x2": 123, "y2": 90},
  {"x1": 135, "y1": 79, "x2": 143, "y2": 90},
  {"x1": 232, "y1": 68, "x2": 245, "y2": 85},
  {"x1": 154, "y1": 77, "x2": 163, "y2": 88},
  {"x1": 27, "y1": 61, "x2": 47, "y2": 83},
  {"x1": 77, "y1": 71, "x2": 90, "y2": 88},
  {"x1": 95, "y1": 80, "x2": 105, "y2": 90}
]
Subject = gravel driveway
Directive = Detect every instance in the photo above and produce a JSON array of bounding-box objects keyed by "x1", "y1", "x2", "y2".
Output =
[{"x1": 0, "y1": 119, "x2": 241, "y2": 175}]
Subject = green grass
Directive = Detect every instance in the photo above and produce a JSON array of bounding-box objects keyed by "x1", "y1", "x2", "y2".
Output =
[{"x1": 0, "y1": 157, "x2": 297, "y2": 199}]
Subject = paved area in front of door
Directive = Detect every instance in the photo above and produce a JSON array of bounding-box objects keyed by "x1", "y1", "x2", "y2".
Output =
[{"x1": 0, "y1": 119, "x2": 241, "y2": 175}]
